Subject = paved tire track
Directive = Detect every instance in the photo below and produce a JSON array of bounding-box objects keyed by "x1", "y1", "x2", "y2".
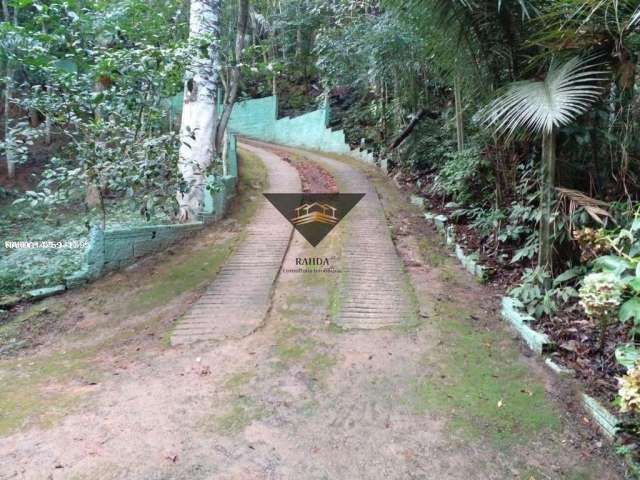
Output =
[
  {"x1": 171, "y1": 143, "x2": 300, "y2": 345},
  {"x1": 310, "y1": 152, "x2": 417, "y2": 329},
  {"x1": 249, "y1": 141, "x2": 417, "y2": 330}
]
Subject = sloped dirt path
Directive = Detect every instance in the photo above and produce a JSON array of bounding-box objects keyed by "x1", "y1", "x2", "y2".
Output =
[{"x1": 0, "y1": 143, "x2": 627, "y2": 479}]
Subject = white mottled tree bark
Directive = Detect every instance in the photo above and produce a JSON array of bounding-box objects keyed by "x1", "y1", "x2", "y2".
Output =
[{"x1": 176, "y1": 0, "x2": 221, "y2": 222}]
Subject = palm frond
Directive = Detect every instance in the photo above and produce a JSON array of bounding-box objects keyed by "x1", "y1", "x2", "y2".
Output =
[
  {"x1": 249, "y1": 7, "x2": 271, "y2": 38},
  {"x1": 482, "y1": 56, "x2": 607, "y2": 136},
  {"x1": 556, "y1": 187, "x2": 615, "y2": 229},
  {"x1": 630, "y1": 5, "x2": 640, "y2": 27}
]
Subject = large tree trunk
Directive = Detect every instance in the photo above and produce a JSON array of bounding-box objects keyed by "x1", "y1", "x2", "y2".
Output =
[
  {"x1": 215, "y1": 0, "x2": 248, "y2": 153},
  {"x1": 538, "y1": 128, "x2": 557, "y2": 277},
  {"x1": 176, "y1": 0, "x2": 221, "y2": 222}
]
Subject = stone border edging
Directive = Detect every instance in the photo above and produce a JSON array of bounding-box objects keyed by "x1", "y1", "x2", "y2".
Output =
[
  {"x1": 422, "y1": 211, "x2": 488, "y2": 282},
  {"x1": 580, "y1": 394, "x2": 640, "y2": 479},
  {"x1": 500, "y1": 296, "x2": 555, "y2": 354},
  {"x1": 582, "y1": 393, "x2": 619, "y2": 439},
  {"x1": 27, "y1": 285, "x2": 66, "y2": 301}
]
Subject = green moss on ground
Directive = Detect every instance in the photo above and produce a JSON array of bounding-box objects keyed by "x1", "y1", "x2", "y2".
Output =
[
  {"x1": 224, "y1": 371, "x2": 255, "y2": 391},
  {"x1": 0, "y1": 298, "x2": 66, "y2": 348},
  {"x1": 306, "y1": 352, "x2": 337, "y2": 381},
  {"x1": 214, "y1": 396, "x2": 267, "y2": 435},
  {"x1": 213, "y1": 370, "x2": 264, "y2": 435},
  {"x1": 232, "y1": 149, "x2": 269, "y2": 226},
  {"x1": 517, "y1": 465, "x2": 599, "y2": 480},
  {"x1": 395, "y1": 265, "x2": 422, "y2": 333},
  {"x1": 272, "y1": 276, "x2": 338, "y2": 384},
  {"x1": 412, "y1": 299, "x2": 560, "y2": 447},
  {"x1": 275, "y1": 322, "x2": 316, "y2": 362},
  {"x1": 273, "y1": 320, "x2": 336, "y2": 383},
  {"x1": 417, "y1": 238, "x2": 446, "y2": 268},
  {"x1": 0, "y1": 349, "x2": 97, "y2": 436},
  {"x1": 124, "y1": 238, "x2": 235, "y2": 316}
]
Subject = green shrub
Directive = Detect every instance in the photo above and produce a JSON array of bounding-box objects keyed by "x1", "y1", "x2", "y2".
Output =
[{"x1": 430, "y1": 147, "x2": 493, "y2": 205}]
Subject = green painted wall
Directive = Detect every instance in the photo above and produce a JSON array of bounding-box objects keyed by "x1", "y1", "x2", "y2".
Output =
[
  {"x1": 101, "y1": 223, "x2": 205, "y2": 272},
  {"x1": 165, "y1": 93, "x2": 376, "y2": 163},
  {"x1": 227, "y1": 95, "x2": 376, "y2": 163}
]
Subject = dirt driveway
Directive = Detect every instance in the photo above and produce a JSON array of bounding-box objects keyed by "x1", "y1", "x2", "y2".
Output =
[{"x1": 0, "y1": 143, "x2": 627, "y2": 479}]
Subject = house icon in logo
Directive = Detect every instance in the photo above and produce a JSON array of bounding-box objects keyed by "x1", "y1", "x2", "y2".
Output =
[
  {"x1": 263, "y1": 193, "x2": 364, "y2": 247},
  {"x1": 291, "y1": 202, "x2": 338, "y2": 226}
]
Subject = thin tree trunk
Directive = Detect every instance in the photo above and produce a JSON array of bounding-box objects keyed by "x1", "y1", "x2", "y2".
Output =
[
  {"x1": 42, "y1": 21, "x2": 51, "y2": 145},
  {"x1": 270, "y1": 28, "x2": 277, "y2": 96},
  {"x1": 85, "y1": 76, "x2": 108, "y2": 209},
  {"x1": 44, "y1": 101, "x2": 52, "y2": 144},
  {"x1": 538, "y1": 128, "x2": 557, "y2": 277},
  {"x1": 296, "y1": 28, "x2": 302, "y2": 58},
  {"x1": 3, "y1": 72, "x2": 12, "y2": 178},
  {"x1": 2, "y1": 0, "x2": 16, "y2": 178},
  {"x1": 216, "y1": 0, "x2": 248, "y2": 152},
  {"x1": 454, "y1": 75, "x2": 464, "y2": 153},
  {"x1": 176, "y1": 0, "x2": 221, "y2": 222}
]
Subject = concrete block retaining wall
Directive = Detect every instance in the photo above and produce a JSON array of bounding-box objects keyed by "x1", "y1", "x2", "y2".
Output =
[
  {"x1": 101, "y1": 223, "x2": 206, "y2": 272},
  {"x1": 227, "y1": 95, "x2": 376, "y2": 164}
]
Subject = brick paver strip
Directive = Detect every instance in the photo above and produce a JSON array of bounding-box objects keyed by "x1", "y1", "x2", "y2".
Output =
[
  {"x1": 171, "y1": 143, "x2": 301, "y2": 345},
  {"x1": 250, "y1": 141, "x2": 416, "y2": 330},
  {"x1": 321, "y1": 154, "x2": 416, "y2": 329}
]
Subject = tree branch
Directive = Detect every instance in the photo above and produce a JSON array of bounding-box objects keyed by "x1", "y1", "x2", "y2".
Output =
[
  {"x1": 387, "y1": 108, "x2": 438, "y2": 151},
  {"x1": 215, "y1": 0, "x2": 249, "y2": 152}
]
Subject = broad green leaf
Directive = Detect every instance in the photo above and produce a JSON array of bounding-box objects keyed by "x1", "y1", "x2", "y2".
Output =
[
  {"x1": 553, "y1": 267, "x2": 582, "y2": 285},
  {"x1": 593, "y1": 255, "x2": 631, "y2": 274},
  {"x1": 11, "y1": 0, "x2": 33, "y2": 7},
  {"x1": 629, "y1": 277, "x2": 640, "y2": 294},
  {"x1": 616, "y1": 344, "x2": 639, "y2": 370},
  {"x1": 619, "y1": 297, "x2": 640, "y2": 325}
]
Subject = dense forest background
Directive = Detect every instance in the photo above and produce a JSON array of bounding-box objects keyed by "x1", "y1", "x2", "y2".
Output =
[{"x1": 3, "y1": 0, "x2": 640, "y2": 455}]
